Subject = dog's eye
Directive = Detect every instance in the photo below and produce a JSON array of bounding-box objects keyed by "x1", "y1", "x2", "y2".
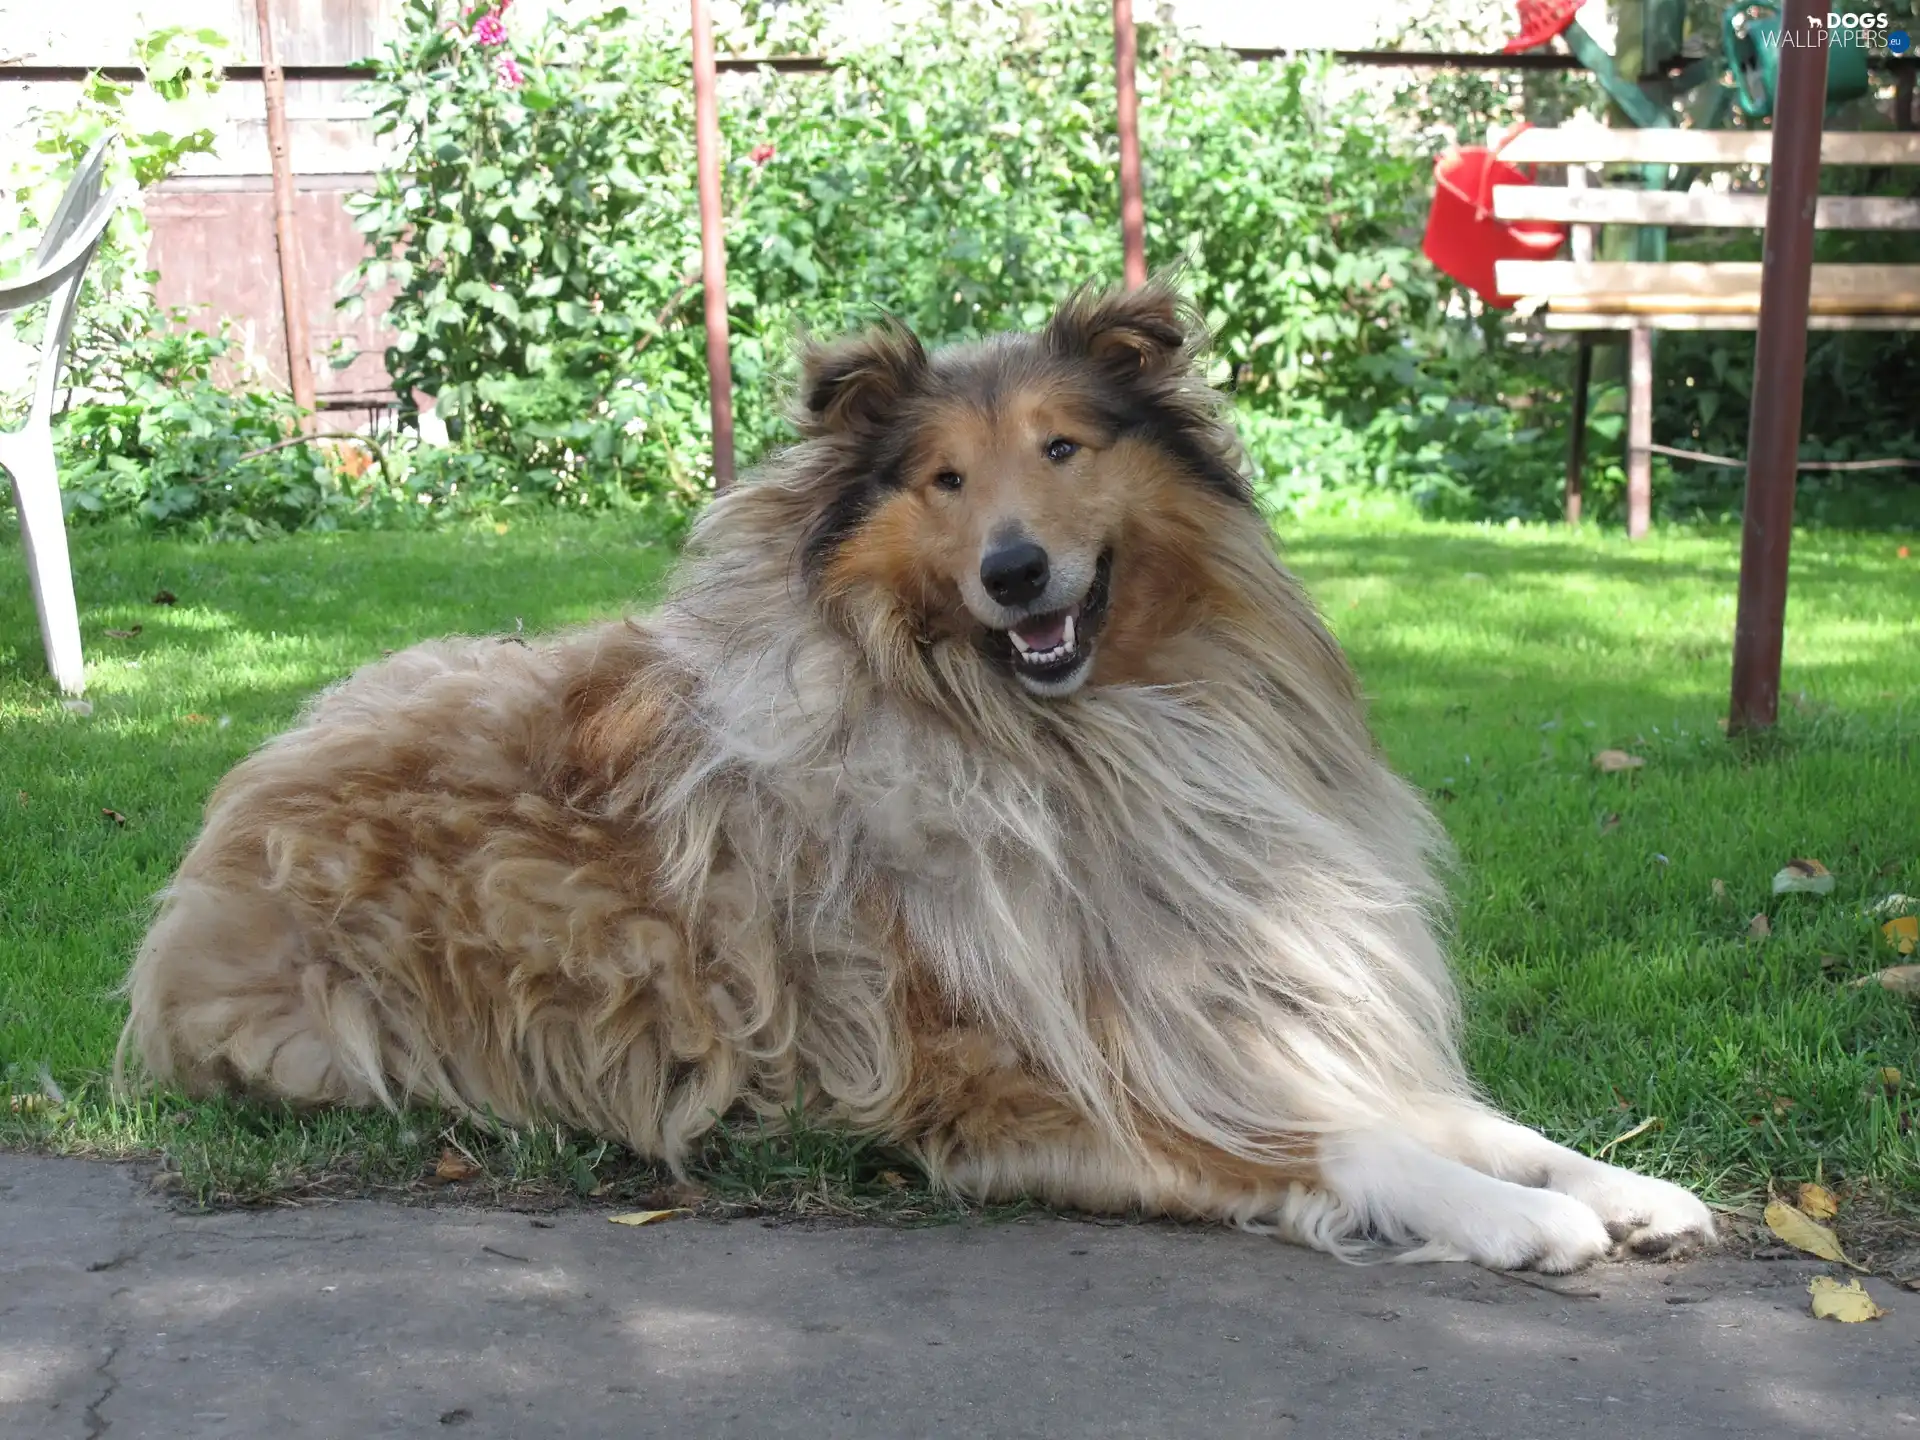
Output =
[
  {"x1": 933, "y1": 470, "x2": 964, "y2": 492},
  {"x1": 1045, "y1": 438, "x2": 1079, "y2": 463}
]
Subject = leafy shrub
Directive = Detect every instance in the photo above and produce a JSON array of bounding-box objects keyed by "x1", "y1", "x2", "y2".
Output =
[
  {"x1": 54, "y1": 322, "x2": 370, "y2": 538},
  {"x1": 50, "y1": 317, "x2": 663, "y2": 538},
  {"x1": 343, "y1": 1, "x2": 716, "y2": 509},
  {"x1": 345, "y1": 0, "x2": 1140, "y2": 505}
]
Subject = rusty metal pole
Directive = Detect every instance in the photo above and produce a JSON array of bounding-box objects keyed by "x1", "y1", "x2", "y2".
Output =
[
  {"x1": 1727, "y1": 24, "x2": 1828, "y2": 734},
  {"x1": 689, "y1": 0, "x2": 736, "y2": 491},
  {"x1": 1565, "y1": 337, "x2": 1591, "y2": 526},
  {"x1": 1112, "y1": 0, "x2": 1147, "y2": 289},
  {"x1": 253, "y1": 0, "x2": 316, "y2": 429}
]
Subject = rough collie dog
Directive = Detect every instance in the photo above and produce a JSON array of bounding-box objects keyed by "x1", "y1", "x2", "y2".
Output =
[{"x1": 122, "y1": 281, "x2": 1713, "y2": 1272}]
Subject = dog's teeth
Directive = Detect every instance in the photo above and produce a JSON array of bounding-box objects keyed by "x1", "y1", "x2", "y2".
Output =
[
  {"x1": 1010, "y1": 631, "x2": 1033, "y2": 654},
  {"x1": 1063, "y1": 614, "x2": 1076, "y2": 650}
]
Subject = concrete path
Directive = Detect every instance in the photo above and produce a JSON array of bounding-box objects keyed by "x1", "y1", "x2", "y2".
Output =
[{"x1": 3, "y1": 1155, "x2": 1915, "y2": 1440}]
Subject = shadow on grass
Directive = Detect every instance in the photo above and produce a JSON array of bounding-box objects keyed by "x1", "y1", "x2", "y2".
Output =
[{"x1": 2, "y1": 1080, "x2": 982, "y2": 1228}]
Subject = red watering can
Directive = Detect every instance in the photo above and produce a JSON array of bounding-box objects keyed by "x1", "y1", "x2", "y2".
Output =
[{"x1": 1421, "y1": 123, "x2": 1568, "y2": 309}]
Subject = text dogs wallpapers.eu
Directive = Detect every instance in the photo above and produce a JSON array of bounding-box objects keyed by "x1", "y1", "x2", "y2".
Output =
[{"x1": 122, "y1": 281, "x2": 1712, "y2": 1271}]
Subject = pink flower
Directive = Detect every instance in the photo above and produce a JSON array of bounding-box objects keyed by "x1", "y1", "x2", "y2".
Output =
[
  {"x1": 494, "y1": 52, "x2": 525, "y2": 87},
  {"x1": 472, "y1": 11, "x2": 506, "y2": 46},
  {"x1": 750, "y1": 143, "x2": 775, "y2": 166}
]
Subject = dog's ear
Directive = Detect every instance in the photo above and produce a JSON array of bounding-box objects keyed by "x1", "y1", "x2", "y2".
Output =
[
  {"x1": 1045, "y1": 277, "x2": 1194, "y2": 381},
  {"x1": 797, "y1": 320, "x2": 929, "y2": 436}
]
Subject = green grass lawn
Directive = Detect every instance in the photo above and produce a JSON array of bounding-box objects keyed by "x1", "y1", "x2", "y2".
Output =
[{"x1": 2, "y1": 513, "x2": 1917, "y2": 1239}]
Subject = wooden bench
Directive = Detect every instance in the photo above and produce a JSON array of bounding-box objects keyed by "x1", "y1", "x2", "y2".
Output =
[{"x1": 1488, "y1": 127, "x2": 1920, "y2": 535}]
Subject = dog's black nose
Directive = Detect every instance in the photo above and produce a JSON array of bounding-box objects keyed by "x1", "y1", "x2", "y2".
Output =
[{"x1": 980, "y1": 540, "x2": 1051, "y2": 607}]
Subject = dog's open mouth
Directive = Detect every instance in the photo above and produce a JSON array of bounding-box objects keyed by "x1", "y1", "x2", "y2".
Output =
[{"x1": 998, "y1": 549, "x2": 1113, "y2": 693}]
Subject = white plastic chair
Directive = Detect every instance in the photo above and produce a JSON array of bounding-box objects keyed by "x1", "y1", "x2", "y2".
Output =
[{"x1": 0, "y1": 139, "x2": 126, "y2": 696}]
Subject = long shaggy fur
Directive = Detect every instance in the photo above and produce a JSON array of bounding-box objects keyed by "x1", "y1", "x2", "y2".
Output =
[{"x1": 120, "y1": 280, "x2": 1713, "y2": 1270}]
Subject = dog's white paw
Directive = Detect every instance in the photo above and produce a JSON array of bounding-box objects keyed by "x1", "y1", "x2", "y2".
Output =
[
  {"x1": 1447, "y1": 1182, "x2": 1616, "y2": 1274},
  {"x1": 1556, "y1": 1163, "x2": 1716, "y2": 1257},
  {"x1": 1324, "y1": 1129, "x2": 1619, "y2": 1274}
]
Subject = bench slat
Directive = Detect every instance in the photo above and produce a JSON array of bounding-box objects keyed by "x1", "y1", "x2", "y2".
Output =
[
  {"x1": 1491, "y1": 186, "x2": 1920, "y2": 231},
  {"x1": 1497, "y1": 129, "x2": 1920, "y2": 168},
  {"x1": 1495, "y1": 261, "x2": 1920, "y2": 315},
  {"x1": 1542, "y1": 312, "x2": 1920, "y2": 332}
]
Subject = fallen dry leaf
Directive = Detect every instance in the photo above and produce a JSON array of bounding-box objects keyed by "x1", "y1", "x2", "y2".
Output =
[
  {"x1": 608, "y1": 1208, "x2": 690, "y2": 1227},
  {"x1": 103, "y1": 625, "x2": 143, "y2": 640},
  {"x1": 879, "y1": 1170, "x2": 910, "y2": 1190},
  {"x1": 1594, "y1": 1115, "x2": 1660, "y2": 1160},
  {"x1": 1773, "y1": 858, "x2": 1836, "y2": 897},
  {"x1": 1852, "y1": 964, "x2": 1920, "y2": 994},
  {"x1": 151, "y1": 589, "x2": 177, "y2": 606},
  {"x1": 1593, "y1": 749, "x2": 1645, "y2": 773},
  {"x1": 1809, "y1": 1275, "x2": 1887, "y2": 1322},
  {"x1": 1764, "y1": 1200, "x2": 1867, "y2": 1270},
  {"x1": 1796, "y1": 1182, "x2": 1839, "y2": 1221},
  {"x1": 1748, "y1": 913, "x2": 1772, "y2": 939},
  {"x1": 101, "y1": 808, "x2": 128, "y2": 827},
  {"x1": 1711, "y1": 878, "x2": 1727, "y2": 900},
  {"x1": 434, "y1": 1148, "x2": 479, "y2": 1183},
  {"x1": 1881, "y1": 916, "x2": 1918, "y2": 956},
  {"x1": 1881, "y1": 1066, "x2": 1903, "y2": 1089},
  {"x1": 16, "y1": 791, "x2": 27, "y2": 808}
]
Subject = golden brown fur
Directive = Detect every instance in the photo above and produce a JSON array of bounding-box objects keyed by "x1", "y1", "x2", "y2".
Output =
[{"x1": 121, "y1": 281, "x2": 1714, "y2": 1270}]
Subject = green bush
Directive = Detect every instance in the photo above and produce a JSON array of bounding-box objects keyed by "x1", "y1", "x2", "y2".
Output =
[
  {"x1": 51, "y1": 319, "x2": 623, "y2": 539},
  {"x1": 337, "y1": 0, "x2": 1519, "y2": 524},
  {"x1": 344, "y1": 0, "x2": 1144, "y2": 505},
  {"x1": 342, "y1": 0, "x2": 716, "y2": 510},
  {"x1": 53, "y1": 322, "x2": 373, "y2": 538}
]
